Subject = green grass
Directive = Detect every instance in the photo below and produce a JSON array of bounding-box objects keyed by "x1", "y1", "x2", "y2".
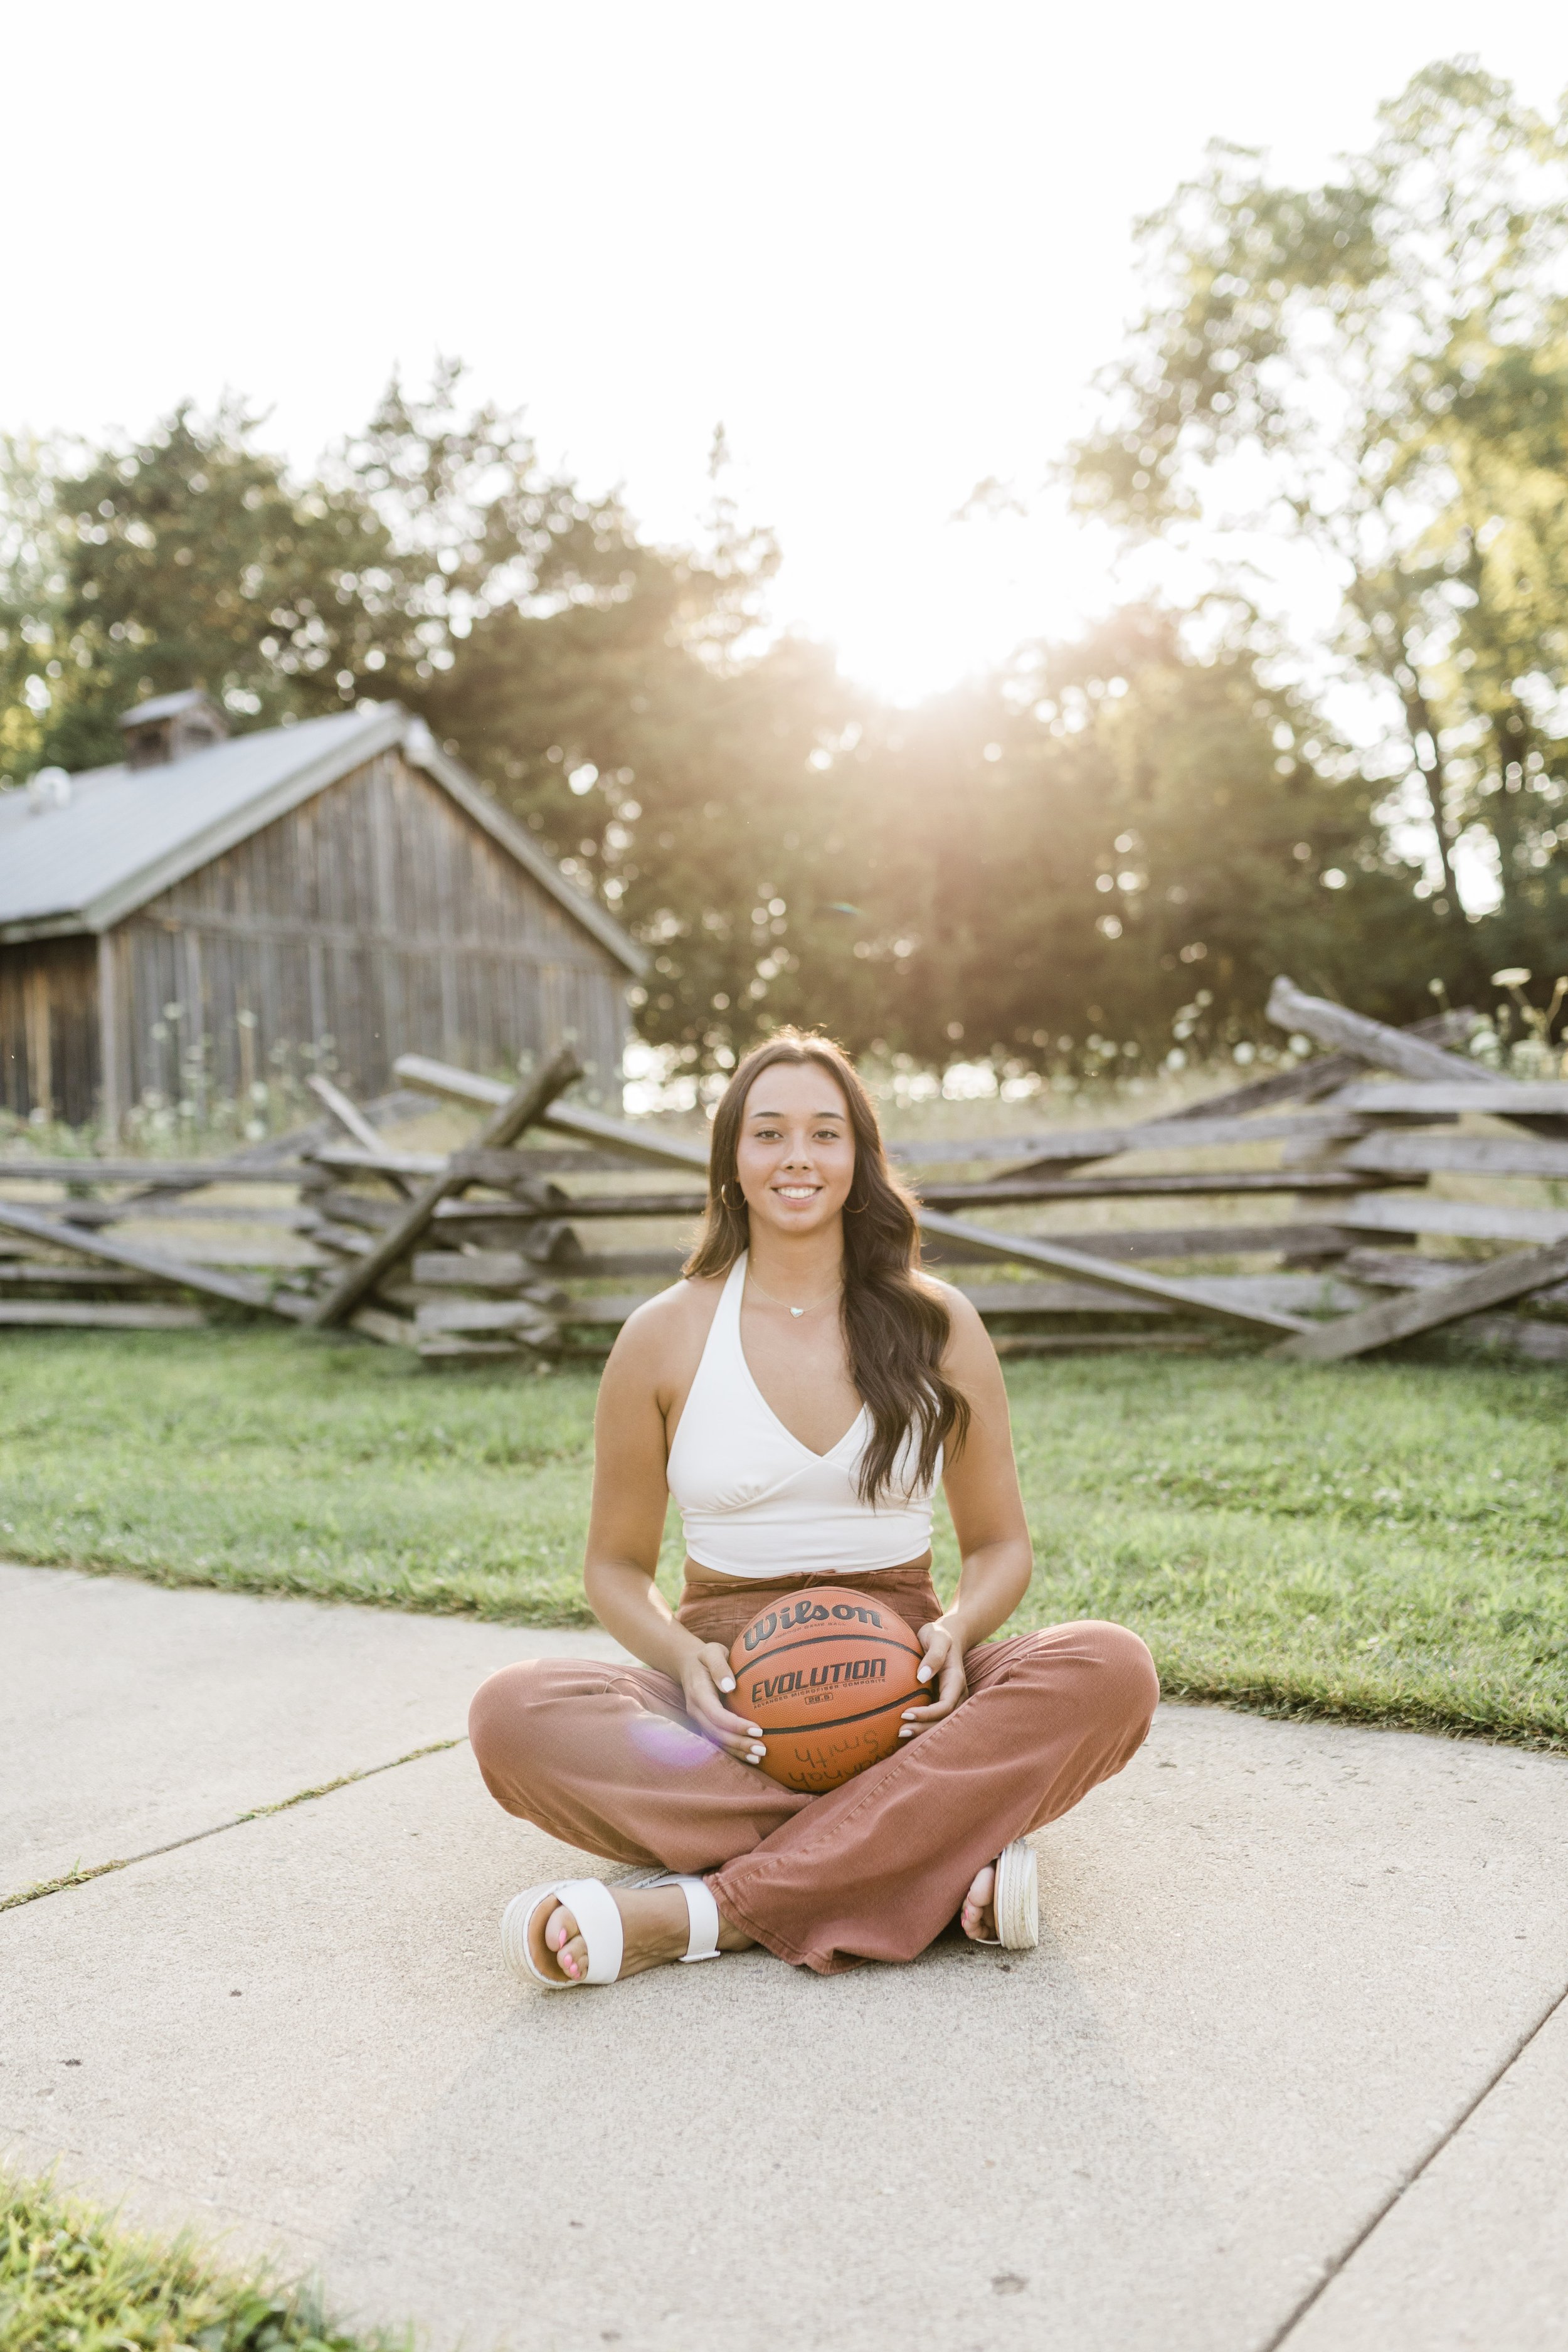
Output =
[
  {"x1": 0, "y1": 2172, "x2": 392, "y2": 2352},
  {"x1": 1, "y1": 1329, "x2": 1565, "y2": 1746}
]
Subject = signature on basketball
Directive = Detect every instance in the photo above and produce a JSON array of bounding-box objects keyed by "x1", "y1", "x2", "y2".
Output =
[{"x1": 789, "y1": 1727, "x2": 884, "y2": 1788}]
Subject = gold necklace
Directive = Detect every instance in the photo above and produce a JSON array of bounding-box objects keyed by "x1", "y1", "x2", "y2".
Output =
[{"x1": 744, "y1": 1269, "x2": 844, "y2": 1319}]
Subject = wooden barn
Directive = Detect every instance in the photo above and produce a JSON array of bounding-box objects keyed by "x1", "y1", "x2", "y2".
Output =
[{"x1": 0, "y1": 691, "x2": 644, "y2": 1131}]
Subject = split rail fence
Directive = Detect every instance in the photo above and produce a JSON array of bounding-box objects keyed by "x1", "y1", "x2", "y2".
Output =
[{"x1": 1, "y1": 978, "x2": 1565, "y2": 1367}]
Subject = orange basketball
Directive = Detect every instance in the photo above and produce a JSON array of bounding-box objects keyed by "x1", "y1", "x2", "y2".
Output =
[{"x1": 729, "y1": 1586, "x2": 928, "y2": 1793}]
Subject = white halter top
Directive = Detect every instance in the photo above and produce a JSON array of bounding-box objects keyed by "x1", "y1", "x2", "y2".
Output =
[{"x1": 666, "y1": 1253, "x2": 939, "y2": 1579}]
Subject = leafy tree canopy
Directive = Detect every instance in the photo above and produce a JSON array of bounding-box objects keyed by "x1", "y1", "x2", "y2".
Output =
[
  {"x1": 1069, "y1": 57, "x2": 1568, "y2": 990},
  {"x1": 1, "y1": 354, "x2": 1461, "y2": 1078}
]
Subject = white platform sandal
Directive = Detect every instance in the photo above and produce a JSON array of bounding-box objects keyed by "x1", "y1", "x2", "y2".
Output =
[
  {"x1": 974, "y1": 1840, "x2": 1040, "y2": 1950},
  {"x1": 500, "y1": 1872, "x2": 723, "y2": 1988}
]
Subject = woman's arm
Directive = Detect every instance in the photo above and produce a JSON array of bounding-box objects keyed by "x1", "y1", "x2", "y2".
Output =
[
  {"x1": 898, "y1": 1288, "x2": 1033, "y2": 1737},
  {"x1": 580, "y1": 1300, "x2": 768, "y2": 1765}
]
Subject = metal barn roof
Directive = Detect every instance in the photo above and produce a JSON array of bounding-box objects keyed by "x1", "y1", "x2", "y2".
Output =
[{"x1": 0, "y1": 705, "x2": 645, "y2": 973}]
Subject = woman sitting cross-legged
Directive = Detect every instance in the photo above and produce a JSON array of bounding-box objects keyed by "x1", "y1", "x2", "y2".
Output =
[{"x1": 469, "y1": 1029, "x2": 1158, "y2": 1983}]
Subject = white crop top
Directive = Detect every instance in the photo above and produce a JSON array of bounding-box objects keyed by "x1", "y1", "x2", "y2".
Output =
[{"x1": 666, "y1": 1253, "x2": 939, "y2": 1578}]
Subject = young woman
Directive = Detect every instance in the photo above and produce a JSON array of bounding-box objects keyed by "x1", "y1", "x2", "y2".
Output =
[{"x1": 469, "y1": 1031, "x2": 1158, "y2": 1984}]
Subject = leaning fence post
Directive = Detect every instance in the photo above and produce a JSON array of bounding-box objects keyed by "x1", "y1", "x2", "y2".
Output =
[{"x1": 307, "y1": 1047, "x2": 583, "y2": 1328}]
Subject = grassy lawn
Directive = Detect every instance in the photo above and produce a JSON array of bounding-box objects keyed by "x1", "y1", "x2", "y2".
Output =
[
  {"x1": 1, "y1": 1328, "x2": 1564, "y2": 1747},
  {"x1": 0, "y1": 2171, "x2": 388, "y2": 2352}
]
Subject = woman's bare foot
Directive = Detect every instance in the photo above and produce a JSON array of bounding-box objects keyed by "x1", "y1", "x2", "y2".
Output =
[
  {"x1": 960, "y1": 1862, "x2": 997, "y2": 1942},
  {"x1": 529, "y1": 1885, "x2": 756, "y2": 1984}
]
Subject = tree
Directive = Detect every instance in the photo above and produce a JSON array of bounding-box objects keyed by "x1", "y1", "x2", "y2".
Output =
[
  {"x1": 421, "y1": 577, "x2": 869, "y2": 1071},
  {"x1": 0, "y1": 403, "x2": 412, "y2": 775},
  {"x1": 0, "y1": 361, "x2": 652, "y2": 781},
  {"x1": 410, "y1": 411, "x2": 873, "y2": 1076},
  {"x1": 1067, "y1": 58, "x2": 1568, "y2": 985},
  {"x1": 810, "y1": 607, "x2": 1448, "y2": 1071}
]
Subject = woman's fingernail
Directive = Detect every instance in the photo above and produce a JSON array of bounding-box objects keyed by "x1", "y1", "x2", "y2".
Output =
[
  {"x1": 719, "y1": 1677, "x2": 735, "y2": 1690},
  {"x1": 916, "y1": 1666, "x2": 931, "y2": 1682}
]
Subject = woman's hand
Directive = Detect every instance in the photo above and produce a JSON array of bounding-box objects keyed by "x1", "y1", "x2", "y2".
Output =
[
  {"x1": 680, "y1": 1642, "x2": 769, "y2": 1766},
  {"x1": 898, "y1": 1613, "x2": 970, "y2": 1738}
]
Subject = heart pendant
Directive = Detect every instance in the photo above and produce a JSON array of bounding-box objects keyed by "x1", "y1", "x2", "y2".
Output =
[{"x1": 790, "y1": 1305, "x2": 805, "y2": 1316}]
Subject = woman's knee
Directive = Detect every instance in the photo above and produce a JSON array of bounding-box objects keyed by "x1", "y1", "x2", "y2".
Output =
[
  {"x1": 1014, "y1": 1619, "x2": 1158, "y2": 1736},
  {"x1": 1077, "y1": 1619, "x2": 1160, "y2": 1732},
  {"x1": 467, "y1": 1660, "x2": 550, "y2": 1786}
]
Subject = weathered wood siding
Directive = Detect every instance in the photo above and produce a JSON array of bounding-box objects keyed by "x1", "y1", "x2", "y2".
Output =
[
  {"x1": 0, "y1": 936, "x2": 101, "y2": 1125},
  {"x1": 103, "y1": 750, "x2": 628, "y2": 1119}
]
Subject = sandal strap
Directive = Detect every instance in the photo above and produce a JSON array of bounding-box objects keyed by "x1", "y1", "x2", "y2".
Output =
[
  {"x1": 556, "y1": 1878, "x2": 625, "y2": 1983},
  {"x1": 677, "y1": 1875, "x2": 721, "y2": 1962},
  {"x1": 640, "y1": 1872, "x2": 722, "y2": 1961}
]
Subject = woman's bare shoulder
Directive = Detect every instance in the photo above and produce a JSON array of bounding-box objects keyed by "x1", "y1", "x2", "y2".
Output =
[
  {"x1": 607, "y1": 1273, "x2": 726, "y2": 1372},
  {"x1": 913, "y1": 1267, "x2": 982, "y2": 1325},
  {"x1": 914, "y1": 1270, "x2": 1000, "y2": 1377},
  {"x1": 600, "y1": 1274, "x2": 726, "y2": 1417}
]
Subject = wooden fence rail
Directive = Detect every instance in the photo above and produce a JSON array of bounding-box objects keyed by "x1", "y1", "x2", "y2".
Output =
[{"x1": 3, "y1": 985, "x2": 1562, "y2": 1365}]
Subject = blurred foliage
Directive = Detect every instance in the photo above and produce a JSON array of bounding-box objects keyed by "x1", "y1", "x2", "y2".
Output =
[
  {"x1": 0, "y1": 363, "x2": 644, "y2": 776},
  {"x1": 0, "y1": 403, "x2": 406, "y2": 773},
  {"x1": 1069, "y1": 58, "x2": 1568, "y2": 990},
  {"x1": 0, "y1": 2171, "x2": 395, "y2": 2352},
  {"x1": 780, "y1": 607, "x2": 1448, "y2": 1069}
]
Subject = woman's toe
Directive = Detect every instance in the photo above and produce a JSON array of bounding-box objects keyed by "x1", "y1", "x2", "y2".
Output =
[
  {"x1": 534, "y1": 1901, "x2": 583, "y2": 1980},
  {"x1": 962, "y1": 1865, "x2": 996, "y2": 1940}
]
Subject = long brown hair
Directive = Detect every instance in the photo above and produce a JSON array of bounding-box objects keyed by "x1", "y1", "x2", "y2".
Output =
[{"x1": 684, "y1": 1030, "x2": 970, "y2": 1502}]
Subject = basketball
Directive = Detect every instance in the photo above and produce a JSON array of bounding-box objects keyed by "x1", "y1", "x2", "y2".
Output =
[{"x1": 729, "y1": 1586, "x2": 928, "y2": 1793}]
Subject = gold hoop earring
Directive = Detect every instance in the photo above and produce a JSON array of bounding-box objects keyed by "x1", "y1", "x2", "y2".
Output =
[{"x1": 845, "y1": 1195, "x2": 869, "y2": 1214}]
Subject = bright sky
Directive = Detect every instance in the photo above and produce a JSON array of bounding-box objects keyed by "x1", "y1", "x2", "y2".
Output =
[{"x1": 7, "y1": 1, "x2": 1568, "y2": 706}]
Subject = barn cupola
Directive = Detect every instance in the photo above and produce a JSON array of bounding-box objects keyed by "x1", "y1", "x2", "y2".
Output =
[{"x1": 119, "y1": 688, "x2": 230, "y2": 770}]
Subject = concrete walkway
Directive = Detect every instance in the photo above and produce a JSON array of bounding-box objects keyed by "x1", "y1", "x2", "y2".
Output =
[{"x1": 3, "y1": 1561, "x2": 1566, "y2": 2352}]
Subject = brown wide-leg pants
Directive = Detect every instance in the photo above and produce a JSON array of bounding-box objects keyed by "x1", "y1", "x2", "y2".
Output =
[{"x1": 469, "y1": 1565, "x2": 1158, "y2": 1976}]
